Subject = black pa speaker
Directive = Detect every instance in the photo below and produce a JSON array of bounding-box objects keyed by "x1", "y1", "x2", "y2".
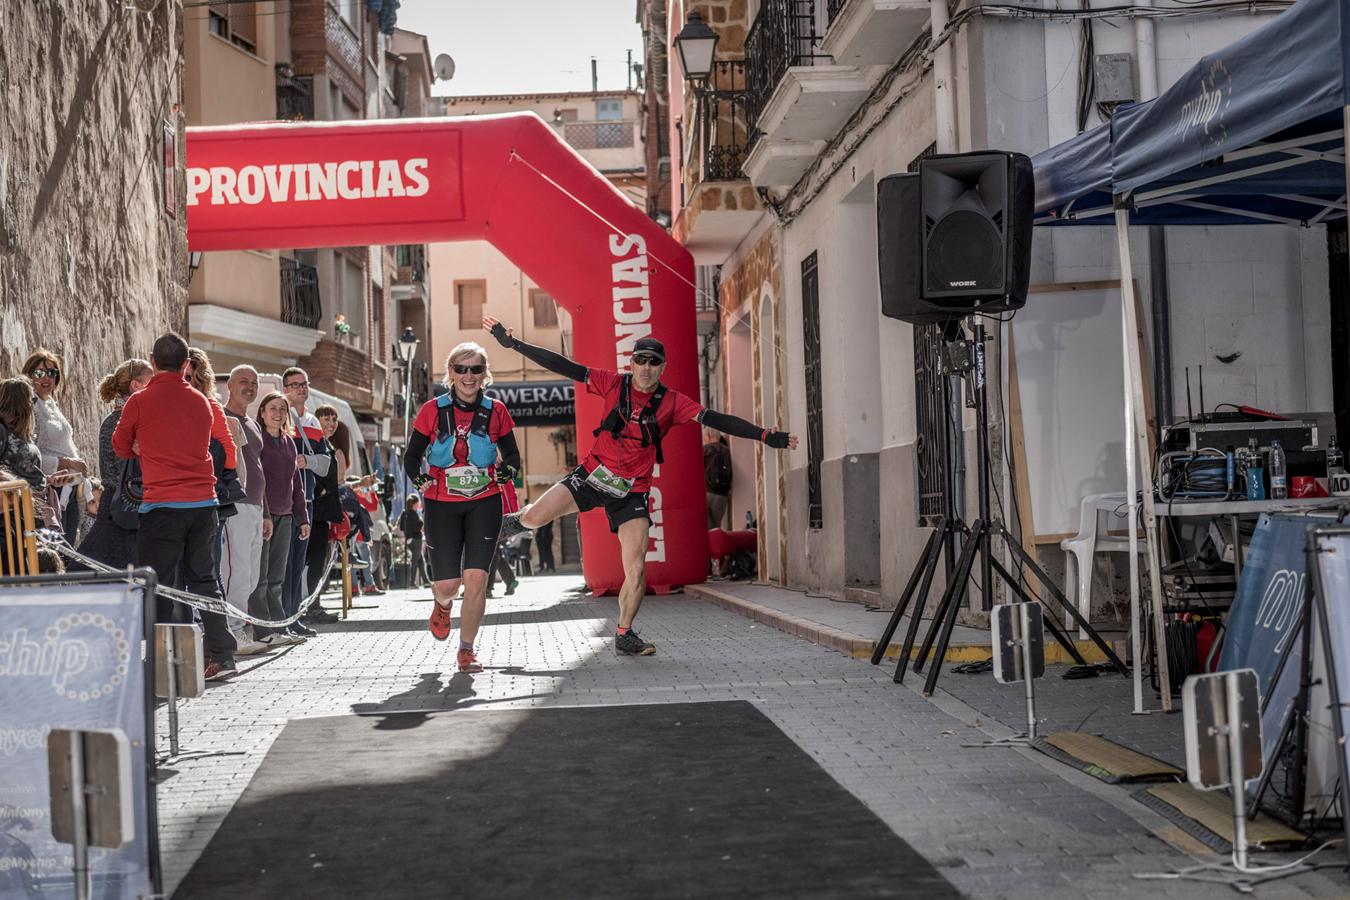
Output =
[
  {"x1": 876, "y1": 173, "x2": 925, "y2": 322},
  {"x1": 877, "y1": 151, "x2": 1034, "y2": 324}
]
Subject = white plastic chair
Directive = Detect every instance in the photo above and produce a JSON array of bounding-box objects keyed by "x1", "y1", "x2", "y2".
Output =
[{"x1": 1059, "y1": 492, "x2": 1135, "y2": 638}]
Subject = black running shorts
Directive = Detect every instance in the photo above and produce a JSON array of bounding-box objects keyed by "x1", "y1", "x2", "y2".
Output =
[
  {"x1": 422, "y1": 492, "x2": 504, "y2": 580},
  {"x1": 561, "y1": 465, "x2": 651, "y2": 534}
]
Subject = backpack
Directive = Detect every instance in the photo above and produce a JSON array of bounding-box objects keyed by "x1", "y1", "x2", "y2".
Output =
[
  {"x1": 704, "y1": 440, "x2": 732, "y2": 494},
  {"x1": 593, "y1": 373, "x2": 667, "y2": 463},
  {"x1": 427, "y1": 394, "x2": 497, "y2": 470}
]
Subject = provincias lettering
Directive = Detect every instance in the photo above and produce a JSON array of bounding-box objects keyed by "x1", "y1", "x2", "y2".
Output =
[{"x1": 187, "y1": 158, "x2": 431, "y2": 206}]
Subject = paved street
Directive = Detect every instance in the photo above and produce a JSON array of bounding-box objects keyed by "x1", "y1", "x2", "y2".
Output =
[{"x1": 156, "y1": 577, "x2": 1335, "y2": 898}]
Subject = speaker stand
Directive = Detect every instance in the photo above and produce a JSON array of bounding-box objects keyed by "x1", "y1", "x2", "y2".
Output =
[{"x1": 870, "y1": 319, "x2": 1129, "y2": 695}]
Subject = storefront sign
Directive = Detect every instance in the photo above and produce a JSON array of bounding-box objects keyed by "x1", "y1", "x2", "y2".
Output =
[{"x1": 483, "y1": 380, "x2": 575, "y2": 427}]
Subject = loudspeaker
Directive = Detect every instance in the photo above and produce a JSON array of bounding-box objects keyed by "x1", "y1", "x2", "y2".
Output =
[
  {"x1": 876, "y1": 173, "x2": 926, "y2": 322},
  {"x1": 919, "y1": 151, "x2": 1033, "y2": 314}
]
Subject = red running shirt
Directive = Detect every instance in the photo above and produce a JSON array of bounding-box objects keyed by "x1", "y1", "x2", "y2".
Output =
[
  {"x1": 411, "y1": 397, "x2": 515, "y2": 503},
  {"x1": 582, "y1": 368, "x2": 704, "y2": 493}
]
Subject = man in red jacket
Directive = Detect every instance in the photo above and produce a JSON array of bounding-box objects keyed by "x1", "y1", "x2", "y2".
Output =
[{"x1": 113, "y1": 332, "x2": 237, "y2": 679}]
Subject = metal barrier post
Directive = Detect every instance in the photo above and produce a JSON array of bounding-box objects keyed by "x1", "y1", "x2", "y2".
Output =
[
  {"x1": 164, "y1": 628, "x2": 181, "y2": 759},
  {"x1": 68, "y1": 731, "x2": 92, "y2": 900},
  {"x1": 340, "y1": 541, "x2": 353, "y2": 619}
]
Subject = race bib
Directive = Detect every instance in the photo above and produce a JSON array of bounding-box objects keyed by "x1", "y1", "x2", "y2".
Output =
[
  {"x1": 586, "y1": 463, "x2": 634, "y2": 498},
  {"x1": 442, "y1": 466, "x2": 494, "y2": 498}
]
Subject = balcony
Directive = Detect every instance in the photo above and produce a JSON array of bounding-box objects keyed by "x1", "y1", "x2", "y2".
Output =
[
  {"x1": 742, "y1": 0, "x2": 869, "y2": 189},
  {"x1": 280, "y1": 257, "x2": 322, "y2": 329},
  {"x1": 276, "y1": 75, "x2": 314, "y2": 121},
  {"x1": 674, "y1": 61, "x2": 766, "y2": 265},
  {"x1": 821, "y1": 0, "x2": 930, "y2": 66}
]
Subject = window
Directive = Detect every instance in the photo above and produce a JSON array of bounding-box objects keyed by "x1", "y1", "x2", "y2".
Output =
[
  {"x1": 595, "y1": 99, "x2": 623, "y2": 120},
  {"x1": 530, "y1": 290, "x2": 559, "y2": 328},
  {"x1": 208, "y1": 1, "x2": 256, "y2": 53},
  {"x1": 456, "y1": 280, "x2": 486, "y2": 330},
  {"x1": 801, "y1": 251, "x2": 824, "y2": 530}
]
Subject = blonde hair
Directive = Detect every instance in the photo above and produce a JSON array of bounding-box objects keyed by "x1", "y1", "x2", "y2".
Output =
[
  {"x1": 445, "y1": 341, "x2": 493, "y2": 388},
  {"x1": 255, "y1": 391, "x2": 294, "y2": 436},
  {"x1": 186, "y1": 347, "x2": 216, "y2": 398},
  {"x1": 98, "y1": 358, "x2": 152, "y2": 405}
]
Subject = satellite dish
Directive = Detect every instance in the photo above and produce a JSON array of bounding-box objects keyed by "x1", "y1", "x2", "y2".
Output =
[{"x1": 434, "y1": 54, "x2": 456, "y2": 82}]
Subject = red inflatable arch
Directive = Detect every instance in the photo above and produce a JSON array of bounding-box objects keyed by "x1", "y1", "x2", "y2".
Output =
[{"x1": 185, "y1": 114, "x2": 708, "y2": 593}]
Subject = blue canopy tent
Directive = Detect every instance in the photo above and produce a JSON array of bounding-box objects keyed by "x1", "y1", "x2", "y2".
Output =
[{"x1": 1025, "y1": 0, "x2": 1350, "y2": 709}]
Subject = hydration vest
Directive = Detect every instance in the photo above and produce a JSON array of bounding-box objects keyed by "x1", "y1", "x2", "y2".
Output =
[
  {"x1": 427, "y1": 393, "x2": 498, "y2": 470},
  {"x1": 593, "y1": 374, "x2": 667, "y2": 464}
]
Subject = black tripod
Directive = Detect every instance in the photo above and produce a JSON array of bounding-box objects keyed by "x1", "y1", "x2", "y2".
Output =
[{"x1": 870, "y1": 319, "x2": 1129, "y2": 696}]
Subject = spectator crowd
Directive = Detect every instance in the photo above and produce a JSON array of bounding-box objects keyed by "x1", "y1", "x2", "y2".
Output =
[{"x1": 0, "y1": 335, "x2": 398, "y2": 681}]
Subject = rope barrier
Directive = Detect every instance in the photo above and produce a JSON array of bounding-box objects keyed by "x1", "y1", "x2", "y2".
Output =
[{"x1": 41, "y1": 532, "x2": 341, "y2": 629}]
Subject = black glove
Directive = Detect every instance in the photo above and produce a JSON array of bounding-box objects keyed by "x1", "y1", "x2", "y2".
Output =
[
  {"x1": 490, "y1": 322, "x2": 516, "y2": 349},
  {"x1": 764, "y1": 431, "x2": 791, "y2": 450},
  {"x1": 495, "y1": 464, "x2": 517, "y2": 485}
]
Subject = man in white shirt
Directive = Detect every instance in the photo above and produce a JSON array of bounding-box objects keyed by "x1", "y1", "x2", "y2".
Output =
[
  {"x1": 220, "y1": 366, "x2": 271, "y2": 655},
  {"x1": 280, "y1": 367, "x2": 327, "y2": 634}
]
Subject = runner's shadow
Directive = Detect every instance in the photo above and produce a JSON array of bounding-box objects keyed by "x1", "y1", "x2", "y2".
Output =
[{"x1": 350, "y1": 672, "x2": 533, "y2": 729}]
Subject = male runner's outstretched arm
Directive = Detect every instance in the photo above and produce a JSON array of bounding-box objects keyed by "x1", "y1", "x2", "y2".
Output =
[
  {"x1": 484, "y1": 315, "x2": 587, "y2": 383},
  {"x1": 697, "y1": 408, "x2": 794, "y2": 449}
]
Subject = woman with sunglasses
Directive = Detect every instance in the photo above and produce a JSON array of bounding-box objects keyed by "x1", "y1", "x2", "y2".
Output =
[
  {"x1": 22, "y1": 349, "x2": 88, "y2": 544},
  {"x1": 404, "y1": 341, "x2": 521, "y2": 673},
  {"x1": 485, "y1": 314, "x2": 798, "y2": 658}
]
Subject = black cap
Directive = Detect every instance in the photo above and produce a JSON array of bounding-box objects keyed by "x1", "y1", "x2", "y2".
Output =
[{"x1": 632, "y1": 337, "x2": 665, "y2": 362}]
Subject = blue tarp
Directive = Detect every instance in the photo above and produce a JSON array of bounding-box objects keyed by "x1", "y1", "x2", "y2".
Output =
[{"x1": 1032, "y1": 0, "x2": 1350, "y2": 225}]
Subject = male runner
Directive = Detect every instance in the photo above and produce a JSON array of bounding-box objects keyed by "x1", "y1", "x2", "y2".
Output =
[{"x1": 485, "y1": 315, "x2": 798, "y2": 656}]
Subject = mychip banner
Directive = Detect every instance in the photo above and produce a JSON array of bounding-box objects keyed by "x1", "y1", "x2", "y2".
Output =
[{"x1": 0, "y1": 581, "x2": 156, "y2": 898}]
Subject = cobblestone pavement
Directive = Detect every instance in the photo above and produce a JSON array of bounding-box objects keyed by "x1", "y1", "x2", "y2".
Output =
[{"x1": 155, "y1": 577, "x2": 1339, "y2": 898}]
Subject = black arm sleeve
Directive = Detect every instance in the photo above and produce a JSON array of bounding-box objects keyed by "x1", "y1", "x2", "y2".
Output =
[
  {"x1": 496, "y1": 431, "x2": 521, "y2": 473},
  {"x1": 404, "y1": 429, "x2": 430, "y2": 483},
  {"x1": 698, "y1": 409, "x2": 767, "y2": 441},
  {"x1": 491, "y1": 323, "x2": 588, "y2": 382},
  {"x1": 699, "y1": 409, "x2": 792, "y2": 449}
]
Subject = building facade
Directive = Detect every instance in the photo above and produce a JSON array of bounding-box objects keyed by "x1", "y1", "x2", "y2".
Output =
[
  {"x1": 669, "y1": 0, "x2": 1334, "y2": 619},
  {"x1": 2, "y1": 1, "x2": 188, "y2": 464},
  {"x1": 184, "y1": 1, "x2": 437, "y2": 462}
]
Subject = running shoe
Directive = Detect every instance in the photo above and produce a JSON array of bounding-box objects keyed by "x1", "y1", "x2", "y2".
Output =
[
  {"x1": 234, "y1": 638, "x2": 271, "y2": 657},
  {"x1": 204, "y1": 659, "x2": 237, "y2": 681},
  {"x1": 498, "y1": 513, "x2": 531, "y2": 543},
  {"x1": 614, "y1": 629, "x2": 656, "y2": 656},
  {"x1": 288, "y1": 622, "x2": 318, "y2": 638},
  {"x1": 362, "y1": 585, "x2": 385, "y2": 596},
  {"x1": 259, "y1": 632, "x2": 304, "y2": 647},
  {"x1": 456, "y1": 648, "x2": 483, "y2": 673},
  {"x1": 428, "y1": 599, "x2": 453, "y2": 641}
]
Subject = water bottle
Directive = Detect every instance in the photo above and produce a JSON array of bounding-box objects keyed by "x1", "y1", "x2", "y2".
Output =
[
  {"x1": 1328, "y1": 435, "x2": 1345, "y2": 474},
  {"x1": 1269, "y1": 440, "x2": 1288, "y2": 500},
  {"x1": 1243, "y1": 438, "x2": 1264, "y2": 500}
]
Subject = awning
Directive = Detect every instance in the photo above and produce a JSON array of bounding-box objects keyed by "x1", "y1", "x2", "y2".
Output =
[{"x1": 1032, "y1": 0, "x2": 1350, "y2": 226}]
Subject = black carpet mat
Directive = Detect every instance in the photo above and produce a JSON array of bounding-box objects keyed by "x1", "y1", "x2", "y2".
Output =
[{"x1": 175, "y1": 700, "x2": 955, "y2": 899}]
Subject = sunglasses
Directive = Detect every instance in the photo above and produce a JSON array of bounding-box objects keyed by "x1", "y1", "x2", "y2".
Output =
[
  {"x1": 631, "y1": 355, "x2": 663, "y2": 367},
  {"x1": 284, "y1": 380, "x2": 309, "y2": 389},
  {"x1": 29, "y1": 368, "x2": 60, "y2": 380},
  {"x1": 452, "y1": 364, "x2": 486, "y2": 375}
]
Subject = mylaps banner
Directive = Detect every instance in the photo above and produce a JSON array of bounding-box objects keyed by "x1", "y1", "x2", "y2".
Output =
[{"x1": 186, "y1": 115, "x2": 707, "y2": 593}]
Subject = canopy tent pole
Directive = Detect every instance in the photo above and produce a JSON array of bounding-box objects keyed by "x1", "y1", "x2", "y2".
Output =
[
  {"x1": 1115, "y1": 207, "x2": 1172, "y2": 710},
  {"x1": 1123, "y1": 295, "x2": 1144, "y2": 713}
]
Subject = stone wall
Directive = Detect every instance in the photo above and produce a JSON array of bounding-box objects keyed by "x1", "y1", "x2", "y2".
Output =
[{"x1": 1, "y1": 0, "x2": 189, "y2": 465}]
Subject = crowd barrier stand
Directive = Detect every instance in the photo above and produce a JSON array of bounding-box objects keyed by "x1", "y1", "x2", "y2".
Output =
[{"x1": 0, "y1": 479, "x2": 40, "y2": 576}]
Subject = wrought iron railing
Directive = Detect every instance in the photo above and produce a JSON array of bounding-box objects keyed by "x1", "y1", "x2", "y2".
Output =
[
  {"x1": 744, "y1": 0, "x2": 830, "y2": 147},
  {"x1": 697, "y1": 60, "x2": 751, "y2": 181},
  {"x1": 280, "y1": 257, "x2": 321, "y2": 329},
  {"x1": 394, "y1": 244, "x2": 426, "y2": 281},
  {"x1": 276, "y1": 76, "x2": 314, "y2": 121},
  {"x1": 826, "y1": 0, "x2": 847, "y2": 23}
]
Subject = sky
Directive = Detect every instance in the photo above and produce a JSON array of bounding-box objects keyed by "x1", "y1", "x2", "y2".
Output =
[{"x1": 395, "y1": 0, "x2": 647, "y2": 97}]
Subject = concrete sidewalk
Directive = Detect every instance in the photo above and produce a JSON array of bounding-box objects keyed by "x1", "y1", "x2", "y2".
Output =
[{"x1": 686, "y1": 579, "x2": 1110, "y2": 664}]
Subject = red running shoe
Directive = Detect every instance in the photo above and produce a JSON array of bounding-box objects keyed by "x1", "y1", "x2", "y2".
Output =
[
  {"x1": 456, "y1": 648, "x2": 483, "y2": 673},
  {"x1": 428, "y1": 600, "x2": 453, "y2": 641}
]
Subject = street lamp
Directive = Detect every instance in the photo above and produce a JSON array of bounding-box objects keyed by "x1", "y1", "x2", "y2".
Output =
[
  {"x1": 673, "y1": 11, "x2": 719, "y2": 85},
  {"x1": 397, "y1": 326, "x2": 419, "y2": 588}
]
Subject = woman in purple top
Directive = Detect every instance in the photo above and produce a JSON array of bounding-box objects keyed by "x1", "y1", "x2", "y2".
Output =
[{"x1": 248, "y1": 392, "x2": 311, "y2": 644}]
